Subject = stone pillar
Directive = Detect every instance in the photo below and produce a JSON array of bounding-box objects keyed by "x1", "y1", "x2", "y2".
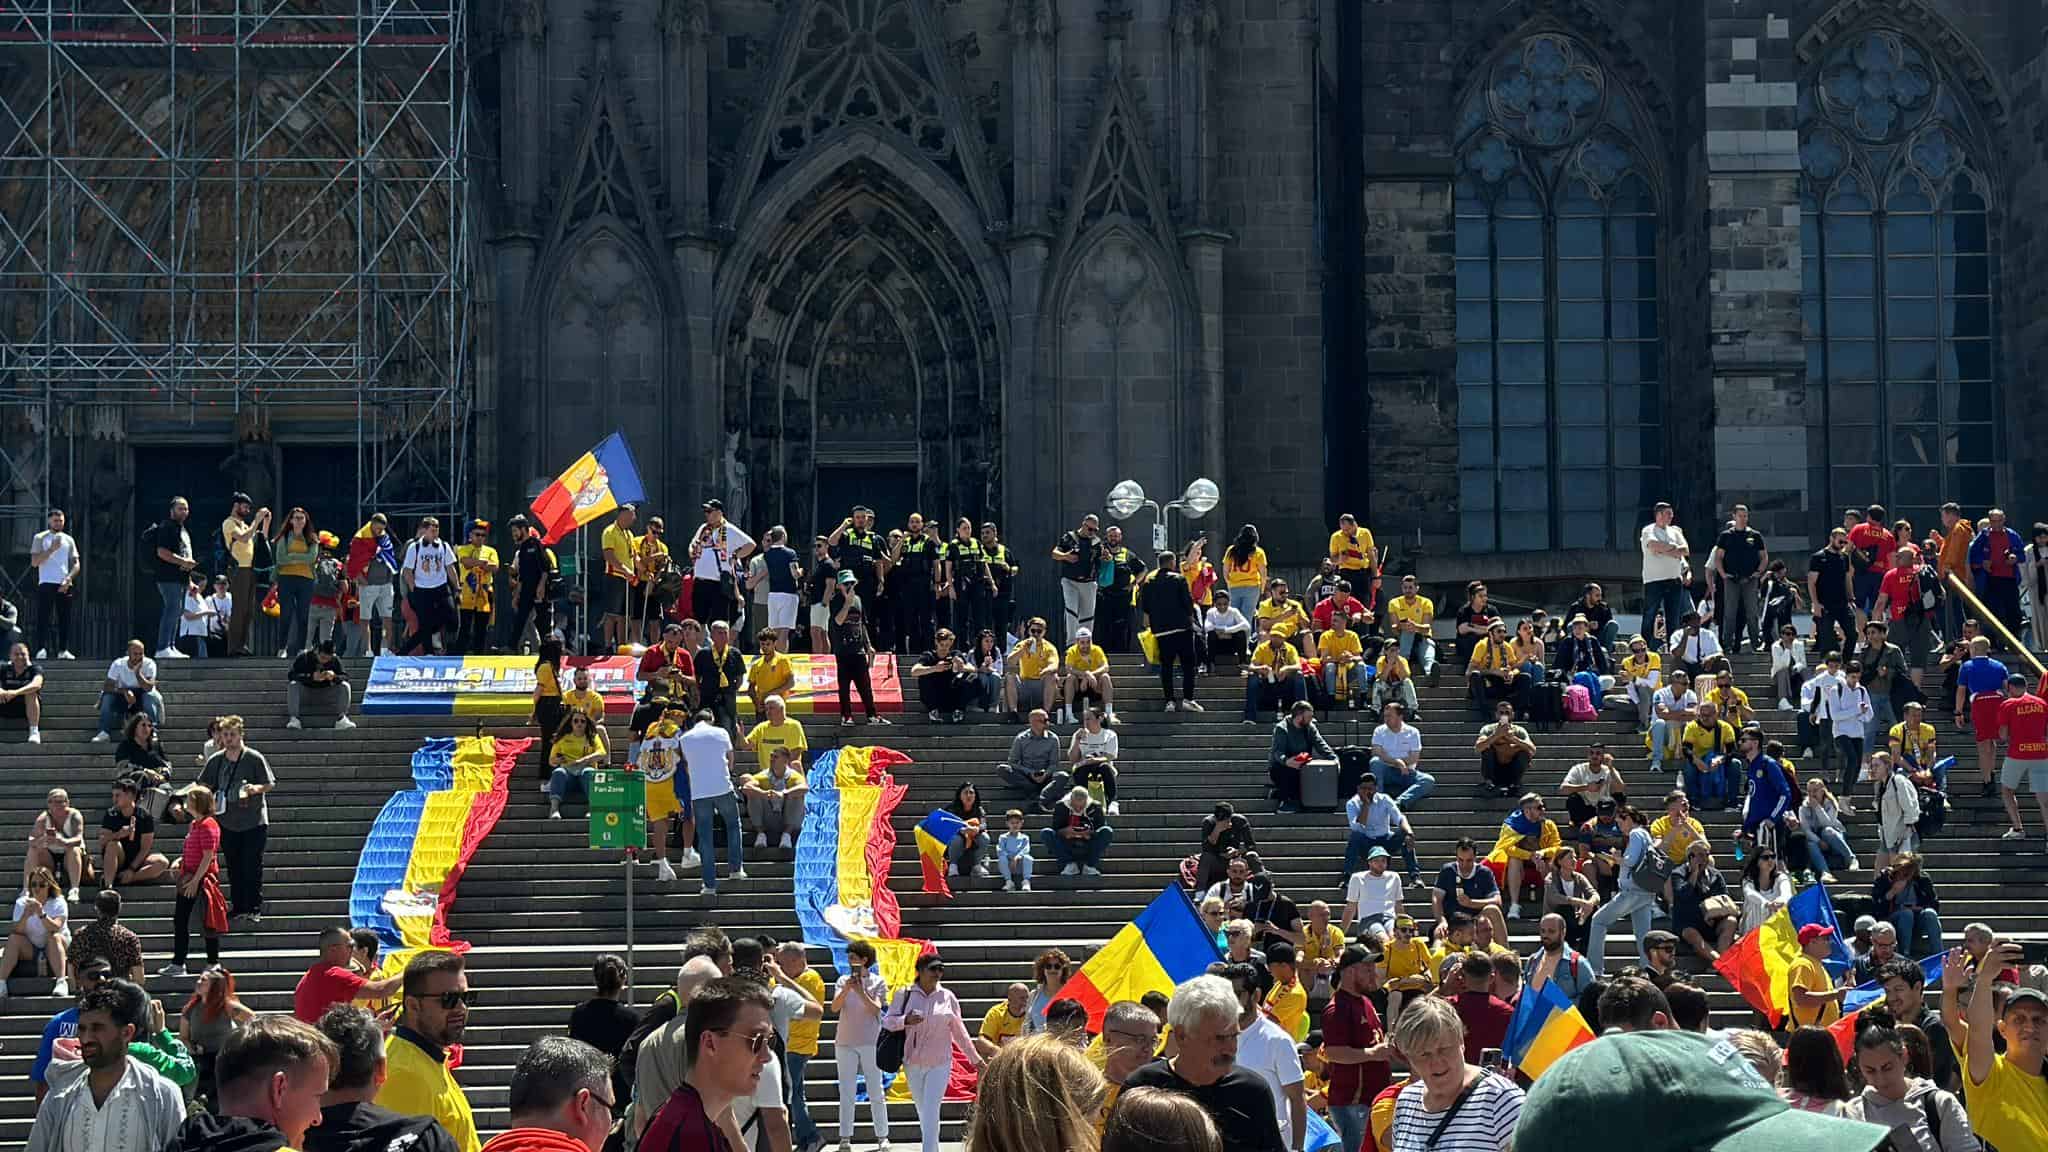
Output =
[
  {"x1": 488, "y1": 0, "x2": 546, "y2": 515},
  {"x1": 662, "y1": 0, "x2": 717, "y2": 509},
  {"x1": 1005, "y1": 0, "x2": 1058, "y2": 608},
  {"x1": 1705, "y1": 4, "x2": 1808, "y2": 551}
]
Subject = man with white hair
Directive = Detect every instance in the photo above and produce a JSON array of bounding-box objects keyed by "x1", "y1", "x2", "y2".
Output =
[
  {"x1": 632, "y1": 956, "x2": 725, "y2": 1139},
  {"x1": 1122, "y1": 974, "x2": 1286, "y2": 1152}
]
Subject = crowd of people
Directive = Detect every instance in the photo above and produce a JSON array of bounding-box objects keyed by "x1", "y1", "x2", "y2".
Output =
[{"x1": 12, "y1": 493, "x2": 2048, "y2": 1152}]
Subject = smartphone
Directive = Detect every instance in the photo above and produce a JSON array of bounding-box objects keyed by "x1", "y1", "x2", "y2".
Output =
[{"x1": 1479, "y1": 1048, "x2": 1506, "y2": 1073}]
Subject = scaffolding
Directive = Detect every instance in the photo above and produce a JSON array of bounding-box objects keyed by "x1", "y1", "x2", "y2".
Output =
[{"x1": 0, "y1": 0, "x2": 472, "y2": 602}]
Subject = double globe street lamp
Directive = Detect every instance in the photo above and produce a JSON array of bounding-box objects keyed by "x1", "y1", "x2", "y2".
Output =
[{"x1": 1104, "y1": 477, "x2": 1221, "y2": 552}]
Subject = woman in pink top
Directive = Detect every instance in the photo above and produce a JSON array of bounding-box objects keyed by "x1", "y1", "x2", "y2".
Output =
[
  {"x1": 881, "y1": 953, "x2": 984, "y2": 1152},
  {"x1": 166, "y1": 784, "x2": 221, "y2": 975}
]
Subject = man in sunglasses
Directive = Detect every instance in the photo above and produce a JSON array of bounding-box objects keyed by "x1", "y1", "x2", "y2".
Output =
[
  {"x1": 378, "y1": 951, "x2": 479, "y2": 1152},
  {"x1": 642, "y1": 977, "x2": 778, "y2": 1152},
  {"x1": 479, "y1": 1036, "x2": 616, "y2": 1152}
]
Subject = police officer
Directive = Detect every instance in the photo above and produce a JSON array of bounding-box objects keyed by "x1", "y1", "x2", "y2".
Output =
[
  {"x1": 829, "y1": 505, "x2": 882, "y2": 620},
  {"x1": 944, "y1": 516, "x2": 996, "y2": 643},
  {"x1": 979, "y1": 521, "x2": 1015, "y2": 641},
  {"x1": 1097, "y1": 525, "x2": 1148, "y2": 653},
  {"x1": 891, "y1": 513, "x2": 942, "y2": 653}
]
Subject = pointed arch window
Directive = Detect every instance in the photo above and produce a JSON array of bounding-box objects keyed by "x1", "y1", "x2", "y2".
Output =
[
  {"x1": 1801, "y1": 30, "x2": 1998, "y2": 531},
  {"x1": 1454, "y1": 33, "x2": 1663, "y2": 552}
]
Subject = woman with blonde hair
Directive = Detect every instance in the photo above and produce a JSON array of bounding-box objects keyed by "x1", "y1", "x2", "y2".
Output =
[
  {"x1": 0, "y1": 866, "x2": 68, "y2": 997},
  {"x1": 1388, "y1": 993, "x2": 1523, "y2": 1149},
  {"x1": 1101, "y1": 1086, "x2": 1223, "y2": 1152},
  {"x1": 964, "y1": 1033, "x2": 1105, "y2": 1152}
]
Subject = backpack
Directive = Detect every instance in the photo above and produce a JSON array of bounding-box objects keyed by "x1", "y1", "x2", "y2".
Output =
[
  {"x1": 1914, "y1": 785, "x2": 1947, "y2": 839},
  {"x1": 1904, "y1": 565, "x2": 1942, "y2": 619},
  {"x1": 1528, "y1": 683, "x2": 1565, "y2": 731},
  {"x1": 311, "y1": 556, "x2": 342, "y2": 599},
  {"x1": 1564, "y1": 684, "x2": 1598, "y2": 722},
  {"x1": 1572, "y1": 669, "x2": 1605, "y2": 708}
]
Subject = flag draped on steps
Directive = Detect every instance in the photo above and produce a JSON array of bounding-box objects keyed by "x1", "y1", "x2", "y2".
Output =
[
  {"x1": 1713, "y1": 882, "x2": 1854, "y2": 1026},
  {"x1": 1059, "y1": 885, "x2": 1224, "y2": 1031},
  {"x1": 793, "y1": 747, "x2": 978, "y2": 1102},
  {"x1": 1502, "y1": 977, "x2": 1596, "y2": 1079},
  {"x1": 529, "y1": 431, "x2": 646, "y2": 545},
  {"x1": 914, "y1": 809, "x2": 968, "y2": 898}
]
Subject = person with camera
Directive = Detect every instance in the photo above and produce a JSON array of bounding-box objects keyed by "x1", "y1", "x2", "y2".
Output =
[{"x1": 911, "y1": 627, "x2": 976, "y2": 724}]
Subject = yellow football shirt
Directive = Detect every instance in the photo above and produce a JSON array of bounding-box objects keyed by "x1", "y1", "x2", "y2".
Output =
[
  {"x1": 600, "y1": 522, "x2": 638, "y2": 578},
  {"x1": 1266, "y1": 978, "x2": 1309, "y2": 1042},
  {"x1": 1318, "y1": 630, "x2": 1364, "y2": 664},
  {"x1": 787, "y1": 968, "x2": 827, "y2": 1056},
  {"x1": 1256, "y1": 598, "x2": 1309, "y2": 639},
  {"x1": 1329, "y1": 528, "x2": 1376, "y2": 571},
  {"x1": 744, "y1": 718, "x2": 808, "y2": 774},
  {"x1": 1224, "y1": 547, "x2": 1268, "y2": 589},
  {"x1": 1788, "y1": 953, "x2": 1840, "y2": 1027},
  {"x1": 454, "y1": 544, "x2": 499, "y2": 612},
  {"x1": 1386, "y1": 594, "x2": 1435, "y2": 630},
  {"x1": 1064, "y1": 643, "x2": 1108, "y2": 675},
  {"x1": 979, "y1": 1002, "x2": 1026, "y2": 1047},
  {"x1": 1012, "y1": 638, "x2": 1059, "y2": 680},
  {"x1": 562, "y1": 688, "x2": 605, "y2": 723},
  {"x1": 747, "y1": 652, "x2": 796, "y2": 699}
]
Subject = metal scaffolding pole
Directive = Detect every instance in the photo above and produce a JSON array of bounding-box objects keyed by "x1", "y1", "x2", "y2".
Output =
[{"x1": 0, "y1": 0, "x2": 473, "y2": 581}]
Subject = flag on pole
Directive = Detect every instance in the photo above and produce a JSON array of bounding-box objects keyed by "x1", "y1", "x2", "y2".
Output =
[
  {"x1": 1059, "y1": 885, "x2": 1224, "y2": 1030},
  {"x1": 913, "y1": 809, "x2": 968, "y2": 898},
  {"x1": 529, "y1": 432, "x2": 646, "y2": 545},
  {"x1": 1502, "y1": 976, "x2": 1596, "y2": 1079},
  {"x1": 1713, "y1": 882, "x2": 1852, "y2": 1026}
]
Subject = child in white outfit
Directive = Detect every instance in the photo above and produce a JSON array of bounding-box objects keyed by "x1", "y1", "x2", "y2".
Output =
[{"x1": 997, "y1": 809, "x2": 1033, "y2": 892}]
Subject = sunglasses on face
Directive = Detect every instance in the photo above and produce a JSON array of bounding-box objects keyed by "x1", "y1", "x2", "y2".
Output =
[
  {"x1": 716, "y1": 1028, "x2": 778, "y2": 1054},
  {"x1": 413, "y1": 990, "x2": 478, "y2": 1009}
]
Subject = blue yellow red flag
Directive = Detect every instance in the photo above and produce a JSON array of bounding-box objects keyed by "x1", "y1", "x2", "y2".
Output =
[
  {"x1": 530, "y1": 432, "x2": 646, "y2": 545},
  {"x1": 914, "y1": 809, "x2": 968, "y2": 898},
  {"x1": 1060, "y1": 885, "x2": 1222, "y2": 1030},
  {"x1": 1502, "y1": 976, "x2": 1595, "y2": 1079}
]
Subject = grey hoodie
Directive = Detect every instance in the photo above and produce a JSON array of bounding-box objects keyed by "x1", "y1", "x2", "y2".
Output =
[{"x1": 1848, "y1": 1079, "x2": 1978, "y2": 1152}]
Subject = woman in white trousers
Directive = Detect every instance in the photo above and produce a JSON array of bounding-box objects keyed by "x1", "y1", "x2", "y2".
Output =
[
  {"x1": 831, "y1": 941, "x2": 890, "y2": 1149},
  {"x1": 879, "y1": 953, "x2": 985, "y2": 1152}
]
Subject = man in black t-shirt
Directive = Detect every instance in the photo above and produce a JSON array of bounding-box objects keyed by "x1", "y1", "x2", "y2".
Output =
[
  {"x1": 1095, "y1": 525, "x2": 1149, "y2": 653},
  {"x1": 1807, "y1": 527, "x2": 1857, "y2": 659},
  {"x1": 1120, "y1": 974, "x2": 1286, "y2": 1152},
  {"x1": 1052, "y1": 514, "x2": 1105, "y2": 644},
  {"x1": 503, "y1": 514, "x2": 557, "y2": 654},
  {"x1": 149, "y1": 496, "x2": 198, "y2": 660},
  {"x1": 1711, "y1": 504, "x2": 1769, "y2": 652},
  {"x1": 0, "y1": 641, "x2": 43, "y2": 743},
  {"x1": 98, "y1": 779, "x2": 169, "y2": 886}
]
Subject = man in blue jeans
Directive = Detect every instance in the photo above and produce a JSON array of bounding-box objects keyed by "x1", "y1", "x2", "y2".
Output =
[
  {"x1": 1639, "y1": 502, "x2": 1693, "y2": 643},
  {"x1": 1368, "y1": 700, "x2": 1436, "y2": 807},
  {"x1": 1586, "y1": 803, "x2": 1661, "y2": 975},
  {"x1": 678, "y1": 709, "x2": 746, "y2": 896},
  {"x1": 148, "y1": 497, "x2": 198, "y2": 659},
  {"x1": 1342, "y1": 775, "x2": 1422, "y2": 886}
]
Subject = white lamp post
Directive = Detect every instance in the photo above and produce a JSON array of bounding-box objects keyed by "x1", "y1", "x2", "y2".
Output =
[{"x1": 1105, "y1": 478, "x2": 1221, "y2": 552}]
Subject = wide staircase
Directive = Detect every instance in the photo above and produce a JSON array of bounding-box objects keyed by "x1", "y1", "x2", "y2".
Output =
[{"x1": 0, "y1": 645, "x2": 2041, "y2": 1146}]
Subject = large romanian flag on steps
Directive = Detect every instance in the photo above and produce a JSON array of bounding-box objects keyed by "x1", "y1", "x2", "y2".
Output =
[
  {"x1": 530, "y1": 431, "x2": 646, "y2": 545},
  {"x1": 1061, "y1": 885, "x2": 1224, "y2": 1031},
  {"x1": 1502, "y1": 976, "x2": 1595, "y2": 1079},
  {"x1": 1713, "y1": 882, "x2": 1853, "y2": 1026}
]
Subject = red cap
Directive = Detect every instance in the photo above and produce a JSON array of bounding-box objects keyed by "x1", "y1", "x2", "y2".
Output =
[{"x1": 1797, "y1": 924, "x2": 1836, "y2": 946}]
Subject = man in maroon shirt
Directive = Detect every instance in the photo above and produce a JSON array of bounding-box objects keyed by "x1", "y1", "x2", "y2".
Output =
[
  {"x1": 293, "y1": 926, "x2": 403, "y2": 1023},
  {"x1": 1320, "y1": 945, "x2": 1393, "y2": 1152},
  {"x1": 640, "y1": 977, "x2": 775, "y2": 1152},
  {"x1": 1447, "y1": 950, "x2": 1513, "y2": 1064}
]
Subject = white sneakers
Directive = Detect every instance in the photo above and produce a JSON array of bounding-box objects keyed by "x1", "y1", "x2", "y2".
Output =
[
  {"x1": 1058, "y1": 708, "x2": 1076, "y2": 724},
  {"x1": 155, "y1": 647, "x2": 184, "y2": 659},
  {"x1": 57, "y1": 651, "x2": 73, "y2": 660},
  {"x1": 90, "y1": 731, "x2": 110, "y2": 743},
  {"x1": 655, "y1": 859, "x2": 678, "y2": 881},
  {"x1": 276, "y1": 648, "x2": 289, "y2": 659},
  {"x1": 1062, "y1": 863, "x2": 1081, "y2": 876},
  {"x1": 1183, "y1": 700, "x2": 1205, "y2": 712},
  {"x1": 158, "y1": 963, "x2": 189, "y2": 978},
  {"x1": 335, "y1": 717, "x2": 356, "y2": 730},
  {"x1": 548, "y1": 803, "x2": 562, "y2": 820},
  {"x1": 779, "y1": 833, "x2": 793, "y2": 849},
  {"x1": 2002, "y1": 828, "x2": 2025, "y2": 840},
  {"x1": 26, "y1": 730, "x2": 38, "y2": 744},
  {"x1": 1082, "y1": 865, "x2": 1102, "y2": 876},
  {"x1": 51, "y1": 979, "x2": 67, "y2": 998},
  {"x1": 678, "y1": 848, "x2": 701, "y2": 868},
  {"x1": 1165, "y1": 701, "x2": 1178, "y2": 712},
  {"x1": 1777, "y1": 699, "x2": 1796, "y2": 711},
  {"x1": 1508, "y1": 903, "x2": 1524, "y2": 921},
  {"x1": 754, "y1": 834, "x2": 769, "y2": 849},
  {"x1": 1108, "y1": 802, "x2": 1121, "y2": 816},
  {"x1": 286, "y1": 718, "x2": 303, "y2": 730},
  {"x1": 731, "y1": 869, "x2": 749, "y2": 882}
]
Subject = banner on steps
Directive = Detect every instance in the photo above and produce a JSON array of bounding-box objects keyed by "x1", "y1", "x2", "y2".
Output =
[{"x1": 362, "y1": 655, "x2": 641, "y2": 715}]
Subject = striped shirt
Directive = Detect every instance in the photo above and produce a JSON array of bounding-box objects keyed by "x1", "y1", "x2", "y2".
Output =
[{"x1": 1388, "y1": 1071, "x2": 1522, "y2": 1152}]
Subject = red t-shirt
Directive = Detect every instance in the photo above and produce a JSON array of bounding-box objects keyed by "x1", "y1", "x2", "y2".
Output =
[
  {"x1": 294, "y1": 962, "x2": 369, "y2": 1023},
  {"x1": 1320, "y1": 989, "x2": 1389, "y2": 1107},
  {"x1": 1452, "y1": 991, "x2": 1514, "y2": 1064},
  {"x1": 1877, "y1": 567, "x2": 1920, "y2": 621},
  {"x1": 1999, "y1": 694, "x2": 2048, "y2": 760},
  {"x1": 638, "y1": 645, "x2": 684, "y2": 680},
  {"x1": 179, "y1": 817, "x2": 219, "y2": 875},
  {"x1": 1849, "y1": 524, "x2": 1896, "y2": 573},
  {"x1": 640, "y1": 1082, "x2": 732, "y2": 1152},
  {"x1": 1313, "y1": 596, "x2": 1368, "y2": 631}
]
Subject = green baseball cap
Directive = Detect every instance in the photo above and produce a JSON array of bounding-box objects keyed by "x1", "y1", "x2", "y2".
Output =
[{"x1": 1517, "y1": 1031, "x2": 1888, "y2": 1152}]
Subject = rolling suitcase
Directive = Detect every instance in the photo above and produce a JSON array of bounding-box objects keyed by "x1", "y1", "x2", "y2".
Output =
[{"x1": 1300, "y1": 756, "x2": 1341, "y2": 812}]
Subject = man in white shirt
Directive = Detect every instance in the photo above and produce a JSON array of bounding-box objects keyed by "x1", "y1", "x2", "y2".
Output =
[
  {"x1": 1667, "y1": 611, "x2": 1722, "y2": 675},
  {"x1": 687, "y1": 500, "x2": 756, "y2": 643},
  {"x1": 94, "y1": 640, "x2": 162, "y2": 743},
  {"x1": 1343, "y1": 847, "x2": 1405, "y2": 945},
  {"x1": 1560, "y1": 744, "x2": 1628, "y2": 826},
  {"x1": 1829, "y1": 663, "x2": 1876, "y2": 801},
  {"x1": 1368, "y1": 702, "x2": 1435, "y2": 807},
  {"x1": 1639, "y1": 501, "x2": 1692, "y2": 644},
  {"x1": 398, "y1": 517, "x2": 458, "y2": 656},
  {"x1": 25, "y1": 979, "x2": 185, "y2": 1152},
  {"x1": 29, "y1": 508, "x2": 78, "y2": 660},
  {"x1": 679, "y1": 709, "x2": 746, "y2": 897},
  {"x1": 1223, "y1": 963, "x2": 1308, "y2": 1151},
  {"x1": 1648, "y1": 670, "x2": 1699, "y2": 769},
  {"x1": 1801, "y1": 652, "x2": 1848, "y2": 782}
]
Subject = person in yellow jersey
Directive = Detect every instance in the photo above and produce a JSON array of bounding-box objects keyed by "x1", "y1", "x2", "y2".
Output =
[
  {"x1": 561, "y1": 665, "x2": 605, "y2": 726},
  {"x1": 1943, "y1": 938, "x2": 2048, "y2": 1151},
  {"x1": 1317, "y1": 609, "x2": 1368, "y2": 709},
  {"x1": 1328, "y1": 513, "x2": 1378, "y2": 618},
  {"x1": 975, "y1": 981, "x2": 1032, "y2": 1060},
  {"x1": 1465, "y1": 621, "x2": 1524, "y2": 720},
  {"x1": 737, "y1": 729, "x2": 798, "y2": 848},
  {"x1": 1294, "y1": 899, "x2": 1348, "y2": 1000},
  {"x1": 598, "y1": 505, "x2": 639, "y2": 653},
  {"x1": 1888, "y1": 700, "x2": 1942, "y2": 786},
  {"x1": 1787, "y1": 924, "x2": 1847, "y2": 1028},
  {"x1": 378, "y1": 951, "x2": 480, "y2": 1152},
  {"x1": 1004, "y1": 616, "x2": 1062, "y2": 723},
  {"x1": 1370, "y1": 637, "x2": 1419, "y2": 717},
  {"x1": 1222, "y1": 524, "x2": 1269, "y2": 621},
  {"x1": 1254, "y1": 578, "x2": 1311, "y2": 645},
  {"x1": 772, "y1": 941, "x2": 829, "y2": 1151},
  {"x1": 1620, "y1": 634, "x2": 1663, "y2": 733},
  {"x1": 1385, "y1": 574, "x2": 1438, "y2": 686},
  {"x1": 744, "y1": 628, "x2": 796, "y2": 715},
  {"x1": 453, "y1": 519, "x2": 500, "y2": 656},
  {"x1": 634, "y1": 707, "x2": 695, "y2": 881},
  {"x1": 630, "y1": 516, "x2": 673, "y2": 647},
  {"x1": 1243, "y1": 618, "x2": 1306, "y2": 725},
  {"x1": 545, "y1": 709, "x2": 609, "y2": 819},
  {"x1": 1379, "y1": 915, "x2": 1435, "y2": 1023},
  {"x1": 1060, "y1": 628, "x2": 1116, "y2": 725},
  {"x1": 1265, "y1": 943, "x2": 1311, "y2": 1041},
  {"x1": 1649, "y1": 790, "x2": 1708, "y2": 866}
]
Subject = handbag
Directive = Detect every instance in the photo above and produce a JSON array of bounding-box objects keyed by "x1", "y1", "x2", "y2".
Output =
[
  {"x1": 875, "y1": 988, "x2": 910, "y2": 1073},
  {"x1": 1701, "y1": 894, "x2": 1740, "y2": 922},
  {"x1": 1627, "y1": 836, "x2": 1673, "y2": 893}
]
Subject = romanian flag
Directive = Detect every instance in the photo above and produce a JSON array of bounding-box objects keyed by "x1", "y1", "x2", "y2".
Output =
[
  {"x1": 914, "y1": 809, "x2": 968, "y2": 898},
  {"x1": 345, "y1": 519, "x2": 398, "y2": 580},
  {"x1": 529, "y1": 431, "x2": 646, "y2": 545},
  {"x1": 1060, "y1": 885, "x2": 1224, "y2": 1031},
  {"x1": 1713, "y1": 882, "x2": 1853, "y2": 1026},
  {"x1": 1502, "y1": 976, "x2": 1595, "y2": 1079},
  {"x1": 1825, "y1": 952, "x2": 1948, "y2": 1061}
]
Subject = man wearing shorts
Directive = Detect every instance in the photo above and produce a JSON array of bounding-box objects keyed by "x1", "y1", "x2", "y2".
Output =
[
  {"x1": 1955, "y1": 637, "x2": 2009, "y2": 798},
  {"x1": 634, "y1": 707, "x2": 696, "y2": 882},
  {"x1": 1871, "y1": 544, "x2": 1934, "y2": 690},
  {"x1": 1996, "y1": 674, "x2": 2048, "y2": 844},
  {"x1": 354, "y1": 513, "x2": 399, "y2": 655}
]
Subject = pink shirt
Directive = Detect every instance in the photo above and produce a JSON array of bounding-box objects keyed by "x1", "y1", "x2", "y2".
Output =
[
  {"x1": 881, "y1": 984, "x2": 979, "y2": 1070},
  {"x1": 180, "y1": 816, "x2": 219, "y2": 875}
]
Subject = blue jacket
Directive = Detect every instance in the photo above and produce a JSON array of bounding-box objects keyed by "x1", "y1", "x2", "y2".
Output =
[
  {"x1": 1743, "y1": 754, "x2": 1791, "y2": 828},
  {"x1": 1967, "y1": 527, "x2": 2025, "y2": 585}
]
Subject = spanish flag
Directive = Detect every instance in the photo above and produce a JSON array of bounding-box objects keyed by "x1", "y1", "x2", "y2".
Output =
[
  {"x1": 1059, "y1": 885, "x2": 1223, "y2": 1031},
  {"x1": 914, "y1": 809, "x2": 968, "y2": 898},
  {"x1": 1713, "y1": 882, "x2": 1852, "y2": 1026},
  {"x1": 530, "y1": 432, "x2": 647, "y2": 545},
  {"x1": 346, "y1": 519, "x2": 398, "y2": 580},
  {"x1": 1502, "y1": 976, "x2": 1594, "y2": 1079}
]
